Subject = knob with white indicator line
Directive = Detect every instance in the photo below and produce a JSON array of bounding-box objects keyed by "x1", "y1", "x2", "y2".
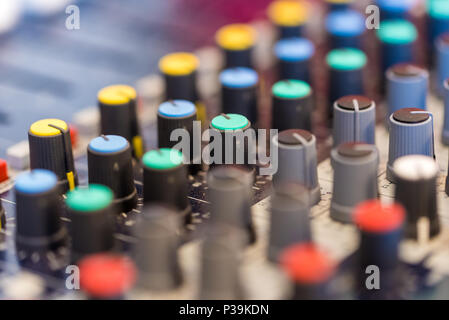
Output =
[
  {"x1": 333, "y1": 95, "x2": 376, "y2": 147},
  {"x1": 387, "y1": 108, "x2": 434, "y2": 182},
  {"x1": 272, "y1": 129, "x2": 320, "y2": 206}
]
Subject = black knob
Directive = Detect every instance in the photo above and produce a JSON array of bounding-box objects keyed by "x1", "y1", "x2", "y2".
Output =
[
  {"x1": 87, "y1": 135, "x2": 138, "y2": 213},
  {"x1": 393, "y1": 155, "x2": 440, "y2": 240},
  {"x1": 15, "y1": 169, "x2": 67, "y2": 254},
  {"x1": 142, "y1": 148, "x2": 190, "y2": 218},
  {"x1": 97, "y1": 85, "x2": 144, "y2": 159},
  {"x1": 66, "y1": 184, "x2": 116, "y2": 263},
  {"x1": 28, "y1": 118, "x2": 78, "y2": 193}
]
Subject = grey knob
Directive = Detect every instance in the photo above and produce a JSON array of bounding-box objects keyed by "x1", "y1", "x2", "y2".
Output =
[
  {"x1": 199, "y1": 223, "x2": 246, "y2": 300},
  {"x1": 207, "y1": 165, "x2": 255, "y2": 243},
  {"x1": 268, "y1": 183, "x2": 311, "y2": 262},
  {"x1": 330, "y1": 142, "x2": 379, "y2": 223},
  {"x1": 387, "y1": 108, "x2": 434, "y2": 182},
  {"x1": 393, "y1": 155, "x2": 440, "y2": 240},
  {"x1": 332, "y1": 95, "x2": 375, "y2": 147},
  {"x1": 272, "y1": 129, "x2": 320, "y2": 205},
  {"x1": 132, "y1": 204, "x2": 182, "y2": 291}
]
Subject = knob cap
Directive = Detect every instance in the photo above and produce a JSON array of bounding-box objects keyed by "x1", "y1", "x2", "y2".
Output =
[
  {"x1": 15, "y1": 169, "x2": 66, "y2": 253},
  {"x1": 387, "y1": 108, "x2": 434, "y2": 182},
  {"x1": 88, "y1": 135, "x2": 138, "y2": 212},
  {"x1": 142, "y1": 149, "x2": 190, "y2": 217},
  {"x1": 28, "y1": 118, "x2": 78, "y2": 193},
  {"x1": 393, "y1": 155, "x2": 440, "y2": 240},
  {"x1": 207, "y1": 166, "x2": 255, "y2": 243},
  {"x1": 220, "y1": 67, "x2": 258, "y2": 124},
  {"x1": 98, "y1": 85, "x2": 144, "y2": 159},
  {"x1": 268, "y1": 183, "x2": 311, "y2": 262},
  {"x1": 386, "y1": 63, "x2": 428, "y2": 118},
  {"x1": 376, "y1": 20, "x2": 417, "y2": 73},
  {"x1": 79, "y1": 253, "x2": 136, "y2": 299},
  {"x1": 267, "y1": 0, "x2": 307, "y2": 39},
  {"x1": 66, "y1": 185, "x2": 116, "y2": 262},
  {"x1": 272, "y1": 129, "x2": 320, "y2": 205},
  {"x1": 209, "y1": 113, "x2": 253, "y2": 168},
  {"x1": 376, "y1": 0, "x2": 414, "y2": 20},
  {"x1": 133, "y1": 204, "x2": 182, "y2": 291},
  {"x1": 354, "y1": 200, "x2": 405, "y2": 299},
  {"x1": 272, "y1": 80, "x2": 313, "y2": 132},
  {"x1": 200, "y1": 223, "x2": 246, "y2": 299},
  {"x1": 215, "y1": 24, "x2": 256, "y2": 69},
  {"x1": 273, "y1": 38, "x2": 314, "y2": 82},
  {"x1": 330, "y1": 143, "x2": 379, "y2": 223},
  {"x1": 333, "y1": 95, "x2": 376, "y2": 147},
  {"x1": 281, "y1": 243, "x2": 336, "y2": 300},
  {"x1": 325, "y1": 9, "x2": 365, "y2": 49},
  {"x1": 326, "y1": 48, "x2": 366, "y2": 121}
]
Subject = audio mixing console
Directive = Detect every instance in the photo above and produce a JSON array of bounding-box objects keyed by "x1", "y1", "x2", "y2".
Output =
[{"x1": 1, "y1": 0, "x2": 449, "y2": 303}]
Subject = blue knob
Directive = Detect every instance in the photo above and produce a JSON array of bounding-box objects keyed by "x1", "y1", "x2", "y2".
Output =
[{"x1": 436, "y1": 34, "x2": 449, "y2": 96}]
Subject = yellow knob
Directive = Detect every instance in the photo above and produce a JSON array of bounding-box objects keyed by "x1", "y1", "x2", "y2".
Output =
[
  {"x1": 98, "y1": 85, "x2": 137, "y2": 105},
  {"x1": 159, "y1": 52, "x2": 199, "y2": 76},
  {"x1": 30, "y1": 119, "x2": 68, "y2": 137},
  {"x1": 268, "y1": 0, "x2": 308, "y2": 27},
  {"x1": 215, "y1": 24, "x2": 256, "y2": 51}
]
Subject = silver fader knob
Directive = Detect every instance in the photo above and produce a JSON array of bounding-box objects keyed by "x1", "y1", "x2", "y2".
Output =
[
  {"x1": 332, "y1": 95, "x2": 375, "y2": 147},
  {"x1": 330, "y1": 143, "x2": 379, "y2": 223},
  {"x1": 393, "y1": 155, "x2": 440, "y2": 240},
  {"x1": 268, "y1": 183, "x2": 311, "y2": 262},
  {"x1": 272, "y1": 129, "x2": 320, "y2": 205}
]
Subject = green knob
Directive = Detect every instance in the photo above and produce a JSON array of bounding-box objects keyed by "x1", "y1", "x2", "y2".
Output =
[{"x1": 66, "y1": 184, "x2": 113, "y2": 212}]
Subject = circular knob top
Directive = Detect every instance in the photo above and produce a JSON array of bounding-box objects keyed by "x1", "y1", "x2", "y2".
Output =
[
  {"x1": 211, "y1": 113, "x2": 249, "y2": 130},
  {"x1": 336, "y1": 95, "x2": 372, "y2": 110},
  {"x1": 392, "y1": 108, "x2": 429, "y2": 123},
  {"x1": 354, "y1": 199, "x2": 405, "y2": 233},
  {"x1": 89, "y1": 135, "x2": 129, "y2": 154},
  {"x1": 158, "y1": 52, "x2": 199, "y2": 76},
  {"x1": 325, "y1": 9, "x2": 365, "y2": 37},
  {"x1": 377, "y1": 0, "x2": 416, "y2": 12},
  {"x1": 66, "y1": 184, "x2": 113, "y2": 212},
  {"x1": 377, "y1": 19, "x2": 417, "y2": 45},
  {"x1": 281, "y1": 243, "x2": 335, "y2": 284},
  {"x1": 390, "y1": 63, "x2": 425, "y2": 77},
  {"x1": 267, "y1": 0, "x2": 307, "y2": 27},
  {"x1": 97, "y1": 85, "x2": 136, "y2": 105},
  {"x1": 79, "y1": 253, "x2": 136, "y2": 298},
  {"x1": 337, "y1": 142, "x2": 374, "y2": 157},
  {"x1": 428, "y1": 0, "x2": 449, "y2": 19},
  {"x1": 326, "y1": 48, "x2": 367, "y2": 71},
  {"x1": 15, "y1": 169, "x2": 57, "y2": 194},
  {"x1": 272, "y1": 80, "x2": 311, "y2": 99},
  {"x1": 277, "y1": 129, "x2": 313, "y2": 145},
  {"x1": 219, "y1": 67, "x2": 258, "y2": 88},
  {"x1": 142, "y1": 148, "x2": 184, "y2": 170},
  {"x1": 393, "y1": 155, "x2": 438, "y2": 181},
  {"x1": 274, "y1": 38, "x2": 315, "y2": 62},
  {"x1": 29, "y1": 118, "x2": 68, "y2": 137},
  {"x1": 158, "y1": 100, "x2": 196, "y2": 118},
  {"x1": 215, "y1": 24, "x2": 256, "y2": 51}
]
